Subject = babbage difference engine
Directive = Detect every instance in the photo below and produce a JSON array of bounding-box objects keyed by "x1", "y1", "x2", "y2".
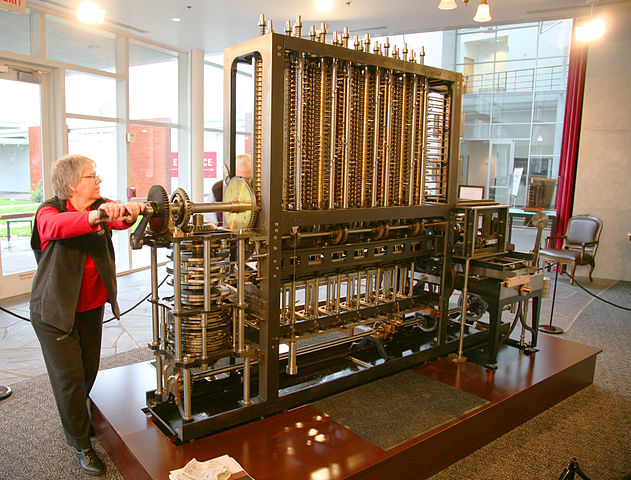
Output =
[{"x1": 131, "y1": 17, "x2": 503, "y2": 442}]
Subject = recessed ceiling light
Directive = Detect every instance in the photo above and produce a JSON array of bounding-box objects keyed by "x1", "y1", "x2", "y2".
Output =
[{"x1": 171, "y1": 17, "x2": 182, "y2": 22}]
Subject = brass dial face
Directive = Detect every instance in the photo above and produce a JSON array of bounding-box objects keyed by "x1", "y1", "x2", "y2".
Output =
[
  {"x1": 223, "y1": 177, "x2": 256, "y2": 230},
  {"x1": 530, "y1": 212, "x2": 549, "y2": 229}
]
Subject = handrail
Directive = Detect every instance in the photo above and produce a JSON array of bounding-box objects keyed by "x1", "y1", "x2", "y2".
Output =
[{"x1": 0, "y1": 211, "x2": 36, "y2": 220}]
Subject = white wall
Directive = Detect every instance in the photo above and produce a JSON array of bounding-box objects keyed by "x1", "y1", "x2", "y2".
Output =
[{"x1": 574, "y1": 4, "x2": 631, "y2": 281}]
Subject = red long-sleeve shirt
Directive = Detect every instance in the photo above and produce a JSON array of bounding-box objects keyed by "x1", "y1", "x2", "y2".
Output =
[{"x1": 36, "y1": 200, "x2": 132, "y2": 312}]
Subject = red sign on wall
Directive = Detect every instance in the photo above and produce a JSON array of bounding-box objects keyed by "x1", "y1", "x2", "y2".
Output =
[
  {"x1": 171, "y1": 153, "x2": 178, "y2": 177},
  {"x1": 171, "y1": 152, "x2": 217, "y2": 178},
  {"x1": 1, "y1": 0, "x2": 26, "y2": 14},
  {"x1": 203, "y1": 152, "x2": 217, "y2": 178}
]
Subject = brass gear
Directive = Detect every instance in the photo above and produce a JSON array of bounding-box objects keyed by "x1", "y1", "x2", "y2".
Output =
[
  {"x1": 192, "y1": 223, "x2": 217, "y2": 234},
  {"x1": 170, "y1": 188, "x2": 192, "y2": 232}
]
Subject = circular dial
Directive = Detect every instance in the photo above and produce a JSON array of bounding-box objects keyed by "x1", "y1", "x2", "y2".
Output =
[
  {"x1": 530, "y1": 212, "x2": 549, "y2": 229},
  {"x1": 223, "y1": 177, "x2": 256, "y2": 230}
]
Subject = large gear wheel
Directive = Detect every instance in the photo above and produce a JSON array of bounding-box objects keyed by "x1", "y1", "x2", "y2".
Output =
[
  {"x1": 170, "y1": 188, "x2": 192, "y2": 232},
  {"x1": 147, "y1": 185, "x2": 170, "y2": 234},
  {"x1": 223, "y1": 177, "x2": 257, "y2": 230}
]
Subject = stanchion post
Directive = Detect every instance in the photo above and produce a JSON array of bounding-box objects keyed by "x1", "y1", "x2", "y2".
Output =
[{"x1": 539, "y1": 261, "x2": 564, "y2": 334}]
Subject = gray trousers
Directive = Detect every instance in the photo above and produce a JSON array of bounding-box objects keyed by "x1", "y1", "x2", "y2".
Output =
[{"x1": 31, "y1": 307, "x2": 104, "y2": 450}]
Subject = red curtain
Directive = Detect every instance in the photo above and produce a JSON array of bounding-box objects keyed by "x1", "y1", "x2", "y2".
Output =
[{"x1": 553, "y1": 36, "x2": 589, "y2": 248}]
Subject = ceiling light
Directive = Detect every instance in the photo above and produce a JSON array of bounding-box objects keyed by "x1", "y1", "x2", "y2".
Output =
[
  {"x1": 438, "y1": 0, "x2": 457, "y2": 10},
  {"x1": 77, "y1": 1, "x2": 105, "y2": 24},
  {"x1": 438, "y1": 0, "x2": 491, "y2": 23},
  {"x1": 575, "y1": 17, "x2": 605, "y2": 41},
  {"x1": 537, "y1": 135, "x2": 543, "y2": 142},
  {"x1": 315, "y1": 0, "x2": 334, "y2": 13},
  {"x1": 473, "y1": 0, "x2": 492, "y2": 22},
  {"x1": 171, "y1": 17, "x2": 182, "y2": 23}
]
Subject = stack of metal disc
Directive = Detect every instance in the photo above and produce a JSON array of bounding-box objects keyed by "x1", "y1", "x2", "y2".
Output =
[{"x1": 166, "y1": 236, "x2": 232, "y2": 357}]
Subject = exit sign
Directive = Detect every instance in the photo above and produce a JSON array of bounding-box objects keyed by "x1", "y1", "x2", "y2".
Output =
[{"x1": 1, "y1": 0, "x2": 26, "y2": 14}]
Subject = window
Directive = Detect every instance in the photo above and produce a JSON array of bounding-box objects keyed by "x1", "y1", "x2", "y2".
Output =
[
  {"x1": 456, "y1": 20, "x2": 572, "y2": 209},
  {"x1": 66, "y1": 71, "x2": 117, "y2": 118},
  {"x1": 66, "y1": 118, "x2": 118, "y2": 199},
  {"x1": 129, "y1": 124, "x2": 178, "y2": 198},
  {"x1": 0, "y1": 8, "x2": 31, "y2": 56},
  {"x1": 130, "y1": 43, "x2": 179, "y2": 123},
  {"x1": 46, "y1": 14, "x2": 116, "y2": 71}
]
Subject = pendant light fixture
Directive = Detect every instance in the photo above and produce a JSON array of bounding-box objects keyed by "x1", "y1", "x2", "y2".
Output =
[
  {"x1": 473, "y1": 0, "x2": 492, "y2": 22},
  {"x1": 437, "y1": 0, "x2": 492, "y2": 23},
  {"x1": 438, "y1": 0, "x2": 458, "y2": 10}
]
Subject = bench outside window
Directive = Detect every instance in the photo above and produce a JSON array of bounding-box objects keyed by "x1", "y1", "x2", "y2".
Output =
[{"x1": 0, "y1": 212, "x2": 36, "y2": 241}]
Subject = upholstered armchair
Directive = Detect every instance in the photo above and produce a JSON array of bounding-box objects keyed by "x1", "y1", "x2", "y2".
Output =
[{"x1": 539, "y1": 214, "x2": 603, "y2": 285}]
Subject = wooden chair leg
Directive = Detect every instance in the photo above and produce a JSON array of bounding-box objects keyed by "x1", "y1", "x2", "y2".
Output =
[
  {"x1": 588, "y1": 261, "x2": 595, "y2": 282},
  {"x1": 570, "y1": 262, "x2": 577, "y2": 285}
]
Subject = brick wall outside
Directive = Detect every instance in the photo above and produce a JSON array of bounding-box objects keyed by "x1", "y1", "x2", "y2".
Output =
[{"x1": 129, "y1": 122, "x2": 171, "y2": 197}]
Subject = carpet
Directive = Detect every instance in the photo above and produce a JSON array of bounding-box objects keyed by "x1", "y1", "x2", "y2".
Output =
[
  {"x1": 565, "y1": 280, "x2": 631, "y2": 400},
  {"x1": 0, "y1": 347, "x2": 153, "y2": 480},
  {"x1": 428, "y1": 384, "x2": 631, "y2": 480},
  {"x1": 311, "y1": 369, "x2": 488, "y2": 450}
]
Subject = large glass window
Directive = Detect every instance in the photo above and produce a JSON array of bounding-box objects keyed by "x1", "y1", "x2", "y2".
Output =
[
  {"x1": 0, "y1": 75, "x2": 42, "y2": 277},
  {"x1": 129, "y1": 124, "x2": 178, "y2": 198},
  {"x1": 0, "y1": 6, "x2": 185, "y2": 297},
  {"x1": 130, "y1": 43, "x2": 179, "y2": 123},
  {"x1": 0, "y1": 8, "x2": 31, "y2": 56},
  {"x1": 204, "y1": 55, "x2": 223, "y2": 130},
  {"x1": 203, "y1": 54, "x2": 254, "y2": 202},
  {"x1": 129, "y1": 125, "x2": 178, "y2": 269},
  {"x1": 66, "y1": 118, "x2": 118, "y2": 199},
  {"x1": 45, "y1": 14, "x2": 116, "y2": 71},
  {"x1": 65, "y1": 71, "x2": 117, "y2": 118},
  {"x1": 203, "y1": 55, "x2": 224, "y2": 202},
  {"x1": 203, "y1": 130, "x2": 222, "y2": 202},
  {"x1": 456, "y1": 20, "x2": 573, "y2": 209}
]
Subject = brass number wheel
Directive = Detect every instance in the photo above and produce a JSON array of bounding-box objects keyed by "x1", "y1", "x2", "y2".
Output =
[{"x1": 223, "y1": 177, "x2": 257, "y2": 230}]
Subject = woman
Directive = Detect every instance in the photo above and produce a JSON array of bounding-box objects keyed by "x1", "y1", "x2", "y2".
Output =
[{"x1": 29, "y1": 154, "x2": 144, "y2": 476}]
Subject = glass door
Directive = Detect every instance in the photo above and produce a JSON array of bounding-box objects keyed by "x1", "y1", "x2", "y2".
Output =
[
  {"x1": 0, "y1": 66, "x2": 47, "y2": 298},
  {"x1": 487, "y1": 140, "x2": 515, "y2": 205}
]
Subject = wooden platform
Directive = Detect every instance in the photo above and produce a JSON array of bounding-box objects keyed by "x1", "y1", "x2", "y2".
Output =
[{"x1": 90, "y1": 334, "x2": 600, "y2": 480}]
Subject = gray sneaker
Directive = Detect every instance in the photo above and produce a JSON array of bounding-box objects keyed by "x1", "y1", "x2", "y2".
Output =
[{"x1": 74, "y1": 448, "x2": 106, "y2": 476}]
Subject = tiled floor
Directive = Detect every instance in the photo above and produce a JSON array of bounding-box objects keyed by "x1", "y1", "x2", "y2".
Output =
[
  {"x1": 0, "y1": 265, "x2": 170, "y2": 385},
  {"x1": 0, "y1": 225, "x2": 616, "y2": 386}
]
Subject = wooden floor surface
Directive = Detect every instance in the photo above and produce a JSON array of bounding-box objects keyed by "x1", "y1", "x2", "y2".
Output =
[{"x1": 90, "y1": 334, "x2": 600, "y2": 480}]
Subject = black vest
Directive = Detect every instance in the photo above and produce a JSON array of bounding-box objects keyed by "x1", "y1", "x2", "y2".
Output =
[{"x1": 29, "y1": 197, "x2": 120, "y2": 333}]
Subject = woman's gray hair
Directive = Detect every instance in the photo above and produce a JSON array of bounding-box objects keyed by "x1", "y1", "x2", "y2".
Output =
[{"x1": 51, "y1": 154, "x2": 95, "y2": 200}]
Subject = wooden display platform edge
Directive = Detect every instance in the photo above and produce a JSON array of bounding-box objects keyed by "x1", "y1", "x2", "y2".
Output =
[{"x1": 90, "y1": 334, "x2": 600, "y2": 480}]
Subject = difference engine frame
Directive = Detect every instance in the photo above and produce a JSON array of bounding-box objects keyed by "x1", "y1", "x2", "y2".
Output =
[{"x1": 138, "y1": 31, "x2": 504, "y2": 443}]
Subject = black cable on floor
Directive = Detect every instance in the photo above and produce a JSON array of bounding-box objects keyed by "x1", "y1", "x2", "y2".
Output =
[
  {"x1": 0, "y1": 275, "x2": 169, "y2": 323},
  {"x1": 561, "y1": 270, "x2": 631, "y2": 311},
  {"x1": 103, "y1": 275, "x2": 168, "y2": 324},
  {"x1": 0, "y1": 305, "x2": 30, "y2": 322}
]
